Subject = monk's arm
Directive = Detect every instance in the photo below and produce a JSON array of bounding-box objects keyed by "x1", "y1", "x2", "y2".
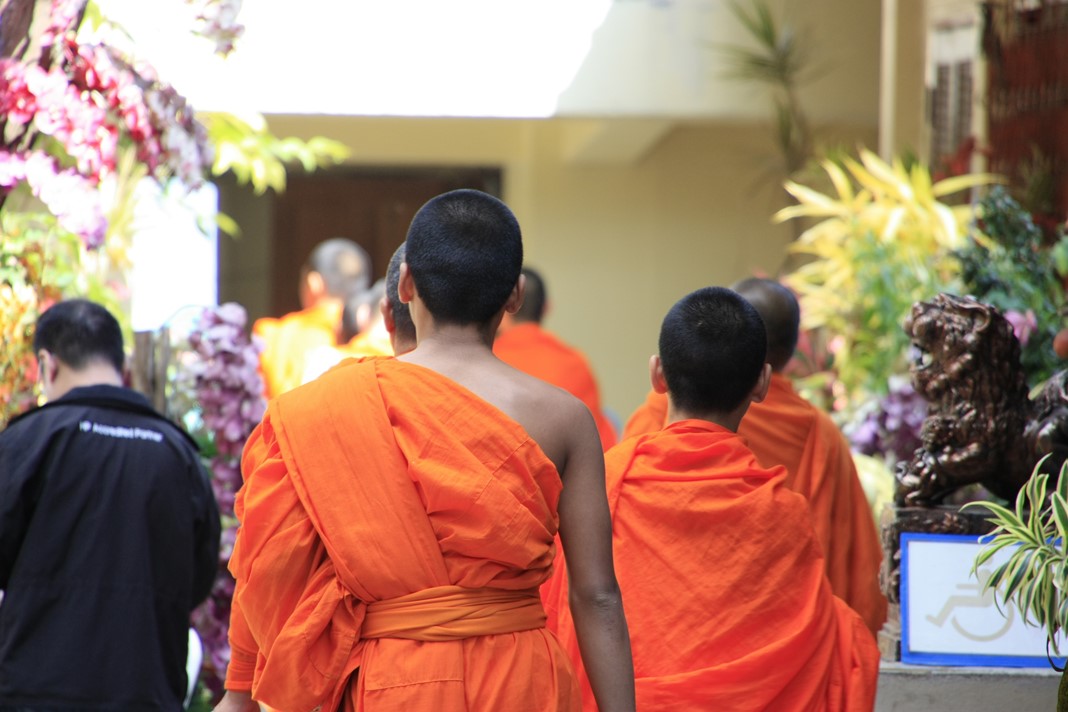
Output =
[
  {"x1": 557, "y1": 404, "x2": 636, "y2": 712},
  {"x1": 217, "y1": 418, "x2": 328, "y2": 706}
]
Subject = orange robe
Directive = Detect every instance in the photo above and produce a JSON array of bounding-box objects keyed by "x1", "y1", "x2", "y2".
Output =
[
  {"x1": 546, "y1": 421, "x2": 880, "y2": 711},
  {"x1": 494, "y1": 323, "x2": 617, "y2": 451},
  {"x1": 621, "y1": 374, "x2": 888, "y2": 634},
  {"x1": 225, "y1": 358, "x2": 580, "y2": 711},
  {"x1": 253, "y1": 303, "x2": 341, "y2": 399}
]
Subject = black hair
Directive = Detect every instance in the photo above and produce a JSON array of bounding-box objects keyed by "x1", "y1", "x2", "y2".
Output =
[
  {"x1": 386, "y1": 242, "x2": 416, "y2": 343},
  {"x1": 731, "y1": 277, "x2": 800, "y2": 371},
  {"x1": 658, "y1": 287, "x2": 767, "y2": 415},
  {"x1": 404, "y1": 189, "x2": 523, "y2": 325},
  {"x1": 340, "y1": 280, "x2": 386, "y2": 343},
  {"x1": 34, "y1": 299, "x2": 125, "y2": 374},
  {"x1": 514, "y1": 266, "x2": 546, "y2": 323}
]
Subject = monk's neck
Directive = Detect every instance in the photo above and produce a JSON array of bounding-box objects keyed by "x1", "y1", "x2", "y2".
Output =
[
  {"x1": 666, "y1": 399, "x2": 748, "y2": 433},
  {"x1": 408, "y1": 323, "x2": 497, "y2": 355}
]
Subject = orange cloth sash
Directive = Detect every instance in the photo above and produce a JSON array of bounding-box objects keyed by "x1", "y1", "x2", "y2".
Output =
[{"x1": 362, "y1": 586, "x2": 545, "y2": 641}]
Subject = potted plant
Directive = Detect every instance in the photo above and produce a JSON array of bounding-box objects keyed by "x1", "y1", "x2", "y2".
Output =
[{"x1": 966, "y1": 459, "x2": 1068, "y2": 710}]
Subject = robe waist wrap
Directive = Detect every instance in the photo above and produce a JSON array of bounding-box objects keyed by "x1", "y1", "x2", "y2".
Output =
[{"x1": 361, "y1": 585, "x2": 546, "y2": 641}]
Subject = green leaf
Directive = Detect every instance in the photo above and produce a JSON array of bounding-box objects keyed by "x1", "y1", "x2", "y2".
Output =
[
  {"x1": 1052, "y1": 236, "x2": 1068, "y2": 277},
  {"x1": 1026, "y1": 473, "x2": 1050, "y2": 537},
  {"x1": 1002, "y1": 549, "x2": 1037, "y2": 601},
  {"x1": 975, "y1": 538, "x2": 1020, "y2": 568},
  {"x1": 1051, "y1": 494, "x2": 1068, "y2": 546},
  {"x1": 213, "y1": 212, "x2": 242, "y2": 238}
]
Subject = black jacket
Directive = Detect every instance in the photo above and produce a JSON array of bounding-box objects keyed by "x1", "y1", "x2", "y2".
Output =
[{"x1": 0, "y1": 385, "x2": 220, "y2": 710}]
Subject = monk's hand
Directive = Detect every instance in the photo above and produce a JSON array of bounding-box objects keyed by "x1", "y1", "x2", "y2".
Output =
[{"x1": 213, "y1": 690, "x2": 260, "y2": 712}]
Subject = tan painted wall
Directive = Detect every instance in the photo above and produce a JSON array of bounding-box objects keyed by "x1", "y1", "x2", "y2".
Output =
[{"x1": 221, "y1": 116, "x2": 876, "y2": 422}]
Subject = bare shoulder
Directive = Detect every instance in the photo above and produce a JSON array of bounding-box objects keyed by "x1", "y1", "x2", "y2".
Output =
[
  {"x1": 504, "y1": 366, "x2": 599, "y2": 474},
  {"x1": 396, "y1": 350, "x2": 600, "y2": 474}
]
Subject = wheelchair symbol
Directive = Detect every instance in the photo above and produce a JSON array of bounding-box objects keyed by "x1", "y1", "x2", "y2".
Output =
[{"x1": 924, "y1": 568, "x2": 1014, "y2": 642}]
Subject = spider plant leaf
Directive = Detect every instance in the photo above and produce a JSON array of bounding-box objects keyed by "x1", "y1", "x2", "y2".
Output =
[
  {"x1": 1052, "y1": 494, "x2": 1068, "y2": 546},
  {"x1": 1026, "y1": 474, "x2": 1050, "y2": 537},
  {"x1": 963, "y1": 499, "x2": 1016, "y2": 522},
  {"x1": 1002, "y1": 549, "x2": 1037, "y2": 602},
  {"x1": 975, "y1": 538, "x2": 1020, "y2": 568},
  {"x1": 1016, "y1": 476, "x2": 1034, "y2": 522}
]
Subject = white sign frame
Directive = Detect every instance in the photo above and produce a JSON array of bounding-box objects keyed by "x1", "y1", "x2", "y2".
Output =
[{"x1": 900, "y1": 532, "x2": 1066, "y2": 667}]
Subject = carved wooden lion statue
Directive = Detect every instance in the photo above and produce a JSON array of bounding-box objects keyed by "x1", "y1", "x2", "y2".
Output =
[{"x1": 895, "y1": 293, "x2": 1067, "y2": 506}]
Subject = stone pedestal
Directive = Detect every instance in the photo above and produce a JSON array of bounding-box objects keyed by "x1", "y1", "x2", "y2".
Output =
[
  {"x1": 878, "y1": 504, "x2": 996, "y2": 661},
  {"x1": 875, "y1": 661, "x2": 1060, "y2": 711}
]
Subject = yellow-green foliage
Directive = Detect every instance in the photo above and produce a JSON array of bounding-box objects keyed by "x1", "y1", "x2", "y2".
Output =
[{"x1": 776, "y1": 149, "x2": 1001, "y2": 412}]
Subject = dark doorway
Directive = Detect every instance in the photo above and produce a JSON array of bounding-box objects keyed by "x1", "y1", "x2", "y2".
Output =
[{"x1": 269, "y1": 167, "x2": 500, "y2": 317}]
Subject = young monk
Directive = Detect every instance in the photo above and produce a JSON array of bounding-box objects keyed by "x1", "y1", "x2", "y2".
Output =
[
  {"x1": 494, "y1": 267, "x2": 617, "y2": 451},
  {"x1": 380, "y1": 241, "x2": 417, "y2": 355},
  {"x1": 622, "y1": 277, "x2": 887, "y2": 634},
  {"x1": 549, "y1": 286, "x2": 879, "y2": 710},
  {"x1": 216, "y1": 190, "x2": 635, "y2": 712},
  {"x1": 302, "y1": 281, "x2": 393, "y2": 383},
  {"x1": 253, "y1": 238, "x2": 371, "y2": 398}
]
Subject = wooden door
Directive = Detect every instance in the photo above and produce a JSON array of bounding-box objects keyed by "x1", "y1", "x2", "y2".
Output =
[{"x1": 270, "y1": 167, "x2": 500, "y2": 316}]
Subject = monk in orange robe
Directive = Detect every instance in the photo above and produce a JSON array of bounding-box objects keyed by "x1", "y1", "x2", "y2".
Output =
[
  {"x1": 494, "y1": 267, "x2": 617, "y2": 451},
  {"x1": 302, "y1": 281, "x2": 395, "y2": 383},
  {"x1": 253, "y1": 238, "x2": 371, "y2": 399},
  {"x1": 380, "y1": 242, "x2": 417, "y2": 356},
  {"x1": 621, "y1": 278, "x2": 887, "y2": 635},
  {"x1": 216, "y1": 190, "x2": 634, "y2": 712},
  {"x1": 547, "y1": 287, "x2": 879, "y2": 710}
]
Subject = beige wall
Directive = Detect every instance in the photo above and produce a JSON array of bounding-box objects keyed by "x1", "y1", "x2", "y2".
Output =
[
  {"x1": 508, "y1": 120, "x2": 796, "y2": 420},
  {"x1": 220, "y1": 116, "x2": 876, "y2": 422}
]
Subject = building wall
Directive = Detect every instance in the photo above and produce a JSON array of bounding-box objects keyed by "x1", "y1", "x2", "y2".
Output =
[{"x1": 221, "y1": 116, "x2": 876, "y2": 420}]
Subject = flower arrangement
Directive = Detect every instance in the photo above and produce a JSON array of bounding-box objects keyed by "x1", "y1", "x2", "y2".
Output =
[
  {"x1": 0, "y1": 0, "x2": 226, "y2": 247},
  {"x1": 175, "y1": 302, "x2": 265, "y2": 701},
  {"x1": 0, "y1": 0, "x2": 343, "y2": 430},
  {"x1": 0, "y1": 211, "x2": 122, "y2": 424},
  {"x1": 776, "y1": 150, "x2": 1000, "y2": 418},
  {"x1": 956, "y1": 186, "x2": 1068, "y2": 388},
  {"x1": 847, "y1": 376, "x2": 927, "y2": 468}
]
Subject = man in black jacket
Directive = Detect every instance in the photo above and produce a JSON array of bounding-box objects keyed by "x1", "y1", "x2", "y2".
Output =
[{"x1": 0, "y1": 299, "x2": 220, "y2": 711}]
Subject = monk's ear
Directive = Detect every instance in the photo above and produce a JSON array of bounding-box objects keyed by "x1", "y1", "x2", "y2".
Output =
[
  {"x1": 748, "y1": 362, "x2": 772, "y2": 404},
  {"x1": 504, "y1": 272, "x2": 526, "y2": 315},
  {"x1": 380, "y1": 295, "x2": 396, "y2": 334},
  {"x1": 649, "y1": 355, "x2": 668, "y2": 395},
  {"x1": 398, "y1": 263, "x2": 415, "y2": 304},
  {"x1": 305, "y1": 271, "x2": 325, "y2": 299}
]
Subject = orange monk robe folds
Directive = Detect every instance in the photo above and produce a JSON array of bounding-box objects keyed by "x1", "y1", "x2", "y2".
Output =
[
  {"x1": 622, "y1": 374, "x2": 888, "y2": 634},
  {"x1": 546, "y1": 422, "x2": 880, "y2": 711},
  {"x1": 253, "y1": 302, "x2": 341, "y2": 399},
  {"x1": 494, "y1": 323, "x2": 617, "y2": 451},
  {"x1": 226, "y1": 358, "x2": 580, "y2": 711}
]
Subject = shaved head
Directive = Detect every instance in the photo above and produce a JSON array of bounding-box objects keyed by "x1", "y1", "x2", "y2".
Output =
[
  {"x1": 306, "y1": 238, "x2": 371, "y2": 298},
  {"x1": 386, "y1": 242, "x2": 416, "y2": 349},
  {"x1": 513, "y1": 267, "x2": 546, "y2": 323},
  {"x1": 731, "y1": 277, "x2": 800, "y2": 372}
]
